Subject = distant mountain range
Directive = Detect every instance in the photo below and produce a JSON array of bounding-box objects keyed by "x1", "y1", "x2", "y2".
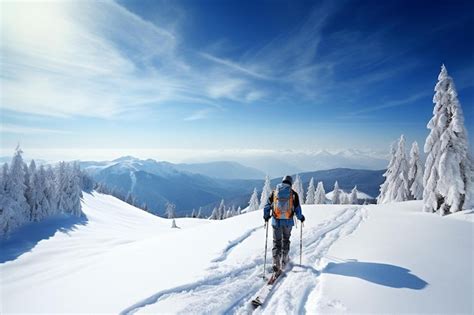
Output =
[
  {"x1": 1, "y1": 148, "x2": 389, "y2": 178},
  {"x1": 78, "y1": 156, "x2": 265, "y2": 180},
  {"x1": 183, "y1": 149, "x2": 389, "y2": 177},
  {"x1": 80, "y1": 157, "x2": 261, "y2": 216},
  {"x1": 80, "y1": 156, "x2": 385, "y2": 217},
  {"x1": 174, "y1": 161, "x2": 265, "y2": 180}
]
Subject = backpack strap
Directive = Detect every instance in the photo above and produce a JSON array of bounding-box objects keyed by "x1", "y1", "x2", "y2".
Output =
[
  {"x1": 273, "y1": 189, "x2": 281, "y2": 218},
  {"x1": 287, "y1": 190, "x2": 294, "y2": 218}
]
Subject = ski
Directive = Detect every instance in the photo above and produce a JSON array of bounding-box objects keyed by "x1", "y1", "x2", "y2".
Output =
[{"x1": 251, "y1": 263, "x2": 290, "y2": 308}]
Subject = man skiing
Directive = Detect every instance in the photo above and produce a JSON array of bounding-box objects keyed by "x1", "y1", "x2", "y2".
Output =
[{"x1": 263, "y1": 175, "x2": 305, "y2": 273}]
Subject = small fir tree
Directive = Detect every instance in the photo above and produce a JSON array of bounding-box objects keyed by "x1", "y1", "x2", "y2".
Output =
[{"x1": 332, "y1": 181, "x2": 341, "y2": 204}]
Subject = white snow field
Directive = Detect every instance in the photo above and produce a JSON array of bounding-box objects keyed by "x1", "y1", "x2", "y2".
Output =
[{"x1": 1, "y1": 192, "x2": 472, "y2": 314}]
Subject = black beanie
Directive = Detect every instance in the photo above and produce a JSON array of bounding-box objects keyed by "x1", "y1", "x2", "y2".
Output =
[{"x1": 282, "y1": 175, "x2": 293, "y2": 185}]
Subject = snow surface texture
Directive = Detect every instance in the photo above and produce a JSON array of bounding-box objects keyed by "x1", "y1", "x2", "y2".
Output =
[
  {"x1": 1, "y1": 193, "x2": 472, "y2": 314},
  {"x1": 326, "y1": 189, "x2": 372, "y2": 200}
]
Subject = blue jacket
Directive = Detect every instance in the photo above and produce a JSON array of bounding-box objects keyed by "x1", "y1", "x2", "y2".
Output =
[{"x1": 263, "y1": 183, "x2": 304, "y2": 227}]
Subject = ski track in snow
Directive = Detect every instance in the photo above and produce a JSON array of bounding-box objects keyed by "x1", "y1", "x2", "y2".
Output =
[
  {"x1": 120, "y1": 207, "x2": 365, "y2": 315},
  {"x1": 211, "y1": 225, "x2": 263, "y2": 263},
  {"x1": 251, "y1": 207, "x2": 365, "y2": 315}
]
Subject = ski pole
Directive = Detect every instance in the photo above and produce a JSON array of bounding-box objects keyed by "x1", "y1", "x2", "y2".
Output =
[
  {"x1": 263, "y1": 221, "x2": 269, "y2": 279},
  {"x1": 299, "y1": 222, "x2": 303, "y2": 266}
]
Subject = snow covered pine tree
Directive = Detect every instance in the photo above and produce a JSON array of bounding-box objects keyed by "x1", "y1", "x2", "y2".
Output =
[
  {"x1": 377, "y1": 135, "x2": 410, "y2": 204},
  {"x1": 378, "y1": 142, "x2": 397, "y2": 204},
  {"x1": 350, "y1": 186, "x2": 359, "y2": 204},
  {"x1": 248, "y1": 188, "x2": 260, "y2": 212},
  {"x1": 292, "y1": 174, "x2": 304, "y2": 204},
  {"x1": 305, "y1": 177, "x2": 315, "y2": 204},
  {"x1": 314, "y1": 181, "x2": 326, "y2": 204},
  {"x1": 423, "y1": 65, "x2": 473, "y2": 214},
  {"x1": 259, "y1": 176, "x2": 272, "y2": 208},
  {"x1": 408, "y1": 141, "x2": 424, "y2": 200},
  {"x1": 332, "y1": 181, "x2": 341, "y2": 204},
  {"x1": 0, "y1": 147, "x2": 85, "y2": 237}
]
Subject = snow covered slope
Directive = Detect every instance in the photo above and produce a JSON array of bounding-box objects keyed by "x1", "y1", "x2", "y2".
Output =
[
  {"x1": 314, "y1": 201, "x2": 473, "y2": 314},
  {"x1": 1, "y1": 193, "x2": 472, "y2": 314}
]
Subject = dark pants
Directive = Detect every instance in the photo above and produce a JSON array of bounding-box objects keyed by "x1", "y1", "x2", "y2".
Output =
[{"x1": 272, "y1": 225, "x2": 292, "y2": 267}]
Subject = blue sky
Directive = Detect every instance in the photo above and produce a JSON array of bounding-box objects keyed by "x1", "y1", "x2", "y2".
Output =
[{"x1": 0, "y1": 0, "x2": 473, "y2": 162}]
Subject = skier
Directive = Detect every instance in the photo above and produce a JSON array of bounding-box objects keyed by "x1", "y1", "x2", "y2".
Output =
[{"x1": 263, "y1": 175, "x2": 305, "y2": 273}]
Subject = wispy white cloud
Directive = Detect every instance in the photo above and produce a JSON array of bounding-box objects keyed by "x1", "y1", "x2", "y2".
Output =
[
  {"x1": 183, "y1": 108, "x2": 213, "y2": 121},
  {"x1": 1, "y1": 1, "x2": 163, "y2": 118},
  {"x1": 0, "y1": 0, "x2": 264, "y2": 120},
  {"x1": 200, "y1": 53, "x2": 274, "y2": 81},
  {"x1": 0, "y1": 123, "x2": 73, "y2": 135},
  {"x1": 0, "y1": 0, "x2": 424, "y2": 124},
  {"x1": 200, "y1": 4, "x2": 418, "y2": 103},
  {"x1": 347, "y1": 91, "x2": 431, "y2": 116}
]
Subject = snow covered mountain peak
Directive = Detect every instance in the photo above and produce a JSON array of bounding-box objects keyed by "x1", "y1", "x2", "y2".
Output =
[{"x1": 112, "y1": 155, "x2": 140, "y2": 162}]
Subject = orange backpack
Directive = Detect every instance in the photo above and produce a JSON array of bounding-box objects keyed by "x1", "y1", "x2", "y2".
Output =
[{"x1": 273, "y1": 188, "x2": 294, "y2": 219}]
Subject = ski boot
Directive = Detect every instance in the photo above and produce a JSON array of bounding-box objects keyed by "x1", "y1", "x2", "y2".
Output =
[{"x1": 281, "y1": 253, "x2": 289, "y2": 269}]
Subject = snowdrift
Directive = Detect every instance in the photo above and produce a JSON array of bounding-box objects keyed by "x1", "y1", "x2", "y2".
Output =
[{"x1": 1, "y1": 192, "x2": 472, "y2": 314}]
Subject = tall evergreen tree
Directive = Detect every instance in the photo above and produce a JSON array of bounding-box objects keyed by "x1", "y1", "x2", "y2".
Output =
[
  {"x1": 5, "y1": 146, "x2": 30, "y2": 234},
  {"x1": 0, "y1": 163, "x2": 6, "y2": 190},
  {"x1": 248, "y1": 187, "x2": 259, "y2": 212},
  {"x1": 391, "y1": 135, "x2": 410, "y2": 202},
  {"x1": 209, "y1": 206, "x2": 219, "y2": 220},
  {"x1": 305, "y1": 177, "x2": 315, "y2": 204},
  {"x1": 292, "y1": 174, "x2": 304, "y2": 203},
  {"x1": 24, "y1": 162, "x2": 34, "y2": 220},
  {"x1": 259, "y1": 175, "x2": 272, "y2": 208},
  {"x1": 27, "y1": 160, "x2": 39, "y2": 220},
  {"x1": 56, "y1": 161, "x2": 69, "y2": 213},
  {"x1": 350, "y1": 186, "x2": 359, "y2": 204},
  {"x1": 332, "y1": 181, "x2": 341, "y2": 204},
  {"x1": 69, "y1": 162, "x2": 83, "y2": 216},
  {"x1": 0, "y1": 163, "x2": 10, "y2": 235},
  {"x1": 0, "y1": 163, "x2": 7, "y2": 192},
  {"x1": 377, "y1": 142, "x2": 397, "y2": 204},
  {"x1": 230, "y1": 205, "x2": 237, "y2": 217},
  {"x1": 314, "y1": 181, "x2": 326, "y2": 204},
  {"x1": 44, "y1": 165, "x2": 58, "y2": 215},
  {"x1": 217, "y1": 199, "x2": 226, "y2": 219},
  {"x1": 423, "y1": 65, "x2": 473, "y2": 214},
  {"x1": 378, "y1": 136, "x2": 410, "y2": 203},
  {"x1": 197, "y1": 207, "x2": 202, "y2": 218},
  {"x1": 35, "y1": 165, "x2": 51, "y2": 221},
  {"x1": 408, "y1": 142, "x2": 424, "y2": 200}
]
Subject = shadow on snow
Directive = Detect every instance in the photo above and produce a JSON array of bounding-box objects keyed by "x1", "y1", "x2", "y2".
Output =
[
  {"x1": 0, "y1": 214, "x2": 88, "y2": 264},
  {"x1": 323, "y1": 261, "x2": 428, "y2": 290}
]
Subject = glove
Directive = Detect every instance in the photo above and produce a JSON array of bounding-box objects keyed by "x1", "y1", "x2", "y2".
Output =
[
  {"x1": 264, "y1": 214, "x2": 271, "y2": 222},
  {"x1": 300, "y1": 215, "x2": 305, "y2": 223}
]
